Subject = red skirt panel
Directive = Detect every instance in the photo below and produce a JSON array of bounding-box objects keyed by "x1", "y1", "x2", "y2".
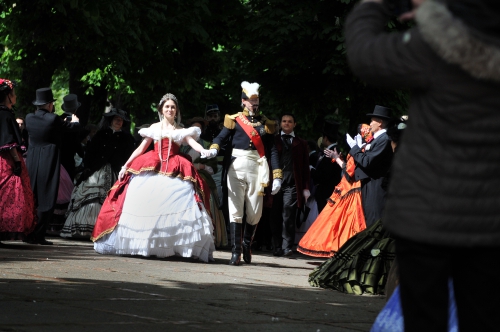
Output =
[{"x1": 0, "y1": 150, "x2": 36, "y2": 239}]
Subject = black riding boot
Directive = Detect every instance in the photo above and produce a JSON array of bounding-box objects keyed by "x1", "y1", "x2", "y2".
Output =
[
  {"x1": 242, "y1": 223, "x2": 258, "y2": 264},
  {"x1": 229, "y1": 222, "x2": 242, "y2": 266}
]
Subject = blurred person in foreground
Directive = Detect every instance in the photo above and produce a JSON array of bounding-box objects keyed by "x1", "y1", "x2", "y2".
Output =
[{"x1": 346, "y1": 0, "x2": 500, "y2": 331}]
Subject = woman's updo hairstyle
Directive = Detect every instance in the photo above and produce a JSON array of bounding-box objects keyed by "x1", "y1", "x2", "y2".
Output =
[
  {"x1": 157, "y1": 93, "x2": 181, "y2": 127},
  {"x1": 0, "y1": 78, "x2": 16, "y2": 103}
]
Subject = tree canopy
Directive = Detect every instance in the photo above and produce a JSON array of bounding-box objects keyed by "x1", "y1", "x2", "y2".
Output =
[{"x1": 0, "y1": 0, "x2": 409, "y2": 139}]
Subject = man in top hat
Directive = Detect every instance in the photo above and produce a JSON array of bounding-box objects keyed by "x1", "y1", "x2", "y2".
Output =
[
  {"x1": 204, "y1": 81, "x2": 281, "y2": 266},
  {"x1": 313, "y1": 120, "x2": 342, "y2": 212},
  {"x1": 59, "y1": 94, "x2": 84, "y2": 181},
  {"x1": 346, "y1": 105, "x2": 393, "y2": 226},
  {"x1": 25, "y1": 87, "x2": 80, "y2": 245},
  {"x1": 270, "y1": 113, "x2": 311, "y2": 257}
]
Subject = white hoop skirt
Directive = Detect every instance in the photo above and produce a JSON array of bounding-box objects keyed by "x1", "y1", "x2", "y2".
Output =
[{"x1": 94, "y1": 172, "x2": 215, "y2": 262}]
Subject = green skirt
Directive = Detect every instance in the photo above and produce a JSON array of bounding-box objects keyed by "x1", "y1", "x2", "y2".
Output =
[{"x1": 308, "y1": 219, "x2": 395, "y2": 295}]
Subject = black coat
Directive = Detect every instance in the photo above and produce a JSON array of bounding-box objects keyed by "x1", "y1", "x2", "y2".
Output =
[
  {"x1": 272, "y1": 134, "x2": 310, "y2": 208},
  {"x1": 313, "y1": 144, "x2": 342, "y2": 212},
  {"x1": 26, "y1": 109, "x2": 80, "y2": 212},
  {"x1": 84, "y1": 127, "x2": 135, "y2": 175},
  {"x1": 349, "y1": 132, "x2": 393, "y2": 226},
  {"x1": 59, "y1": 117, "x2": 84, "y2": 180},
  {"x1": 0, "y1": 106, "x2": 22, "y2": 148}
]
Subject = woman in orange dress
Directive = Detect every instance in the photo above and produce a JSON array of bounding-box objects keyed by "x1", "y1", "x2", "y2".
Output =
[{"x1": 297, "y1": 124, "x2": 372, "y2": 257}]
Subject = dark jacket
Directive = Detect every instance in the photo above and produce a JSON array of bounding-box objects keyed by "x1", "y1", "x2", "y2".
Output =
[
  {"x1": 346, "y1": 1, "x2": 500, "y2": 246},
  {"x1": 84, "y1": 127, "x2": 135, "y2": 175},
  {"x1": 273, "y1": 134, "x2": 311, "y2": 208},
  {"x1": 26, "y1": 109, "x2": 80, "y2": 212},
  {"x1": 349, "y1": 132, "x2": 393, "y2": 226},
  {"x1": 313, "y1": 144, "x2": 342, "y2": 211}
]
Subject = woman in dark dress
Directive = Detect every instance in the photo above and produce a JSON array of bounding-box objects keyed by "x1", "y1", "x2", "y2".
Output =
[
  {"x1": 60, "y1": 109, "x2": 135, "y2": 239},
  {"x1": 0, "y1": 78, "x2": 36, "y2": 242}
]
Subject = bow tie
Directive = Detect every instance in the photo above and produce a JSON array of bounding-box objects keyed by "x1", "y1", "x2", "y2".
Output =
[{"x1": 282, "y1": 134, "x2": 292, "y2": 139}]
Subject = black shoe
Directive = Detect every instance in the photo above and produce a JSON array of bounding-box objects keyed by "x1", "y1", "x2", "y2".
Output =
[
  {"x1": 24, "y1": 236, "x2": 38, "y2": 244},
  {"x1": 38, "y1": 239, "x2": 54, "y2": 246},
  {"x1": 283, "y1": 248, "x2": 293, "y2": 257},
  {"x1": 229, "y1": 253, "x2": 241, "y2": 266},
  {"x1": 273, "y1": 248, "x2": 284, "y2": 257}
]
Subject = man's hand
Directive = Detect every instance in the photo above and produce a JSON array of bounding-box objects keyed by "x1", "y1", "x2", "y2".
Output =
[
  {"x1": 71, "y1": 114, "x2": 80, "y2": 123},
  {"x1": 201, "y1": 149, "x2": 218, "y2": 159},
  {"x1": 346, "y1": 134, "x2": 356, "y2": 148},
  {"x1": 303, "y1": 189, "x2": 311, "y2": 201},
  {"x1": 271, "y1": 179, "x2": 282, "y2": 195},
  {"x1": 324, "y1": 148, "x2": 339, "y2": 160}
]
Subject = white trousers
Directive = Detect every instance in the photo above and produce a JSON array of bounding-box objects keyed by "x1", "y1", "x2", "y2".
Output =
[{"x1": 227, "y1": 155, "x2": 263, "y2": 225}]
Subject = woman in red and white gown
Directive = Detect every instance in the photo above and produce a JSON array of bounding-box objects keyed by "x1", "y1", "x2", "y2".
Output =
[{"x1": 92, "y1": 93, "x2": 215, "y2": 262}]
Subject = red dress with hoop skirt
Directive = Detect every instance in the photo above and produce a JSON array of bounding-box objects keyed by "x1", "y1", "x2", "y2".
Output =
[
  {"x1": 92, "y1": 127, "x2": 215, "y2": 262},
  {"x1": 298, "y1": 156, "x2": 366, "y2": 257},
  {"x1": 0, "y1": 147, "x2": 36, "y2": 240}
]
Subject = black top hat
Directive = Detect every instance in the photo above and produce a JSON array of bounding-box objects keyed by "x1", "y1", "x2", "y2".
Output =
[
  {"x1": 322, "y1": 120, "x2": 339, "y2": 138},
  {"x1": 366, "y1": 105, "x2": 393, "y2": 120},
  {"x1": 104, "y1": 108, "x2": 130, "y2": 122},
  {"x1": 61, "y1": 94, "x2": 81, "y2": 113},
  {"x1": 32, "y1": 87, "x2": 56, "y2": 106},
  {"x1": 205, "y1": 104, "x2": 219, "y2": 115}
]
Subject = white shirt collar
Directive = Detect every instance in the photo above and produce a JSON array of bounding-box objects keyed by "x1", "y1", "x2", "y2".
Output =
[
  {"x1": 281, "y1": 130, "x2": 295, "y2": 137},
  {"x1": 373, "y1": 129, "x2": 386, "y2": 139}
]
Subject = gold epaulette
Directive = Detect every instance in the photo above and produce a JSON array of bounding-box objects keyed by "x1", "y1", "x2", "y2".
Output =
[
  {"x1": 223, "y1": 113, "x2": 238, "y2": 129},
  {"x1": 209, "y1": 143, "x2": 220, "y2": 152},
  {"x1": 261, "y1": 114, "x2": 277, "y2": 134},
  {"x1": 273, "y1": 169, "x2": 283, "y2": 180}
]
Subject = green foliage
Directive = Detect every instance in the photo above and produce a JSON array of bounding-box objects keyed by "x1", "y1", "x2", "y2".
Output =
[{"x1": 0, "y1": 0, "x2": 410, "y2": 139}]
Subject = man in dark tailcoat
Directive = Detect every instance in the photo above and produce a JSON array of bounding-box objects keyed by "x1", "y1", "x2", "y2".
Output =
[
  {"x1": 25, "y1": 88, "x2": 80, "y2": 245},
  {"x1": 204, "y1": 81, "x2": 281, "y2": 266},
  {"x1": 348, "y1": 105, "x2": 393, "y2": 227},
  {"x1": 313, "y1": 121, "x2": 342, "y2": 212},
  {"x1": 59, "y1": 94, "x2": 84, "y2": 181},
  {"x1": 270, "y1": 113, "x2": 310, "y2": 256}
]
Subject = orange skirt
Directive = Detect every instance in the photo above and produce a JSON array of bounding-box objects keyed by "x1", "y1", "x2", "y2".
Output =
[{"x1": 298, "y1": 186, "x2": 366, "y2": 258}]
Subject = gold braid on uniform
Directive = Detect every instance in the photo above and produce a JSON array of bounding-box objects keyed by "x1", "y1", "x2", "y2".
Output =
[
  {"x1": 261, "y1": 115, "x2": 277, "y2": 134},
  {"x1": 209, "y1": 143, "x2": 220, "y2": 152},
  {"x1": 223, "y1": 114, "x2": 237, "y2": 129},
  {"x1": 273, "y1": 169, "x2": 283, "y2": 180}
]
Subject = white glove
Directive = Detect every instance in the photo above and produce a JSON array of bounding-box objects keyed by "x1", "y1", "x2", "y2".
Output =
[
  {"x1": 271, "y1": 179, "x2": 282, "y2": 195},
  {"x1": 346, "y1": 134, "x2": 356, "y2": 148},
  {"x1": 303, "y1": 189, "x2": 311, "y2": 201},
  {"x1": 355, "y1": 134, "x2": 366, "y2": 148},
  {"x1": 118, "y1": 167, "x2": 127, "y2": 181},
  {"x1": 201, "y1": 148, "x2": 218, "y2": 159}
]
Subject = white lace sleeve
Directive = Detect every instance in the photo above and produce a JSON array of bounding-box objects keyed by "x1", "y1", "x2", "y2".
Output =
[
  {"x1": 138, "y1": 127, "x2": 156, "y2": 139},
  {"x1": 177, "y1": 127, "x2": 201, "y2": 145}
]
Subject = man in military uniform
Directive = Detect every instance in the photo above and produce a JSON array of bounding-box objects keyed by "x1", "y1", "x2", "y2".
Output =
[{"x1": 204, "y1": 81, "x2": 282, "y2": 266}]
